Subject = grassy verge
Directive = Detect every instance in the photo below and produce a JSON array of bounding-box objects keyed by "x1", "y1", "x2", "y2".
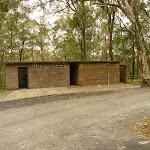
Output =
[
  {"x1": 0, "y1": 89, "x2": 7, "y2": 94},
  {"x1": 128, "y1": 79, "x2": 141, "y2": 85},
  {"x1": 134, "y1": 117, "x2": 150, "y2": 138}
]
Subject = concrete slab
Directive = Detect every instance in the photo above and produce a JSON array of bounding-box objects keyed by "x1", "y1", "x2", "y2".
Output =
[{"x1": 0, "y1": 83, "x2": 140, "y2": 102}]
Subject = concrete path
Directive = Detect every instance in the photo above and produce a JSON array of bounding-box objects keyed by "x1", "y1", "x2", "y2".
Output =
[{"x1": 0, "y1": 83, "x2": 140, "y2": 102}]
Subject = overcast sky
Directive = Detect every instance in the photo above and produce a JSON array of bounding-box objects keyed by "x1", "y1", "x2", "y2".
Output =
[
  {"x1": 28, "y1": 0, "x2": 58, "y2": 24},
  {"x1": 27, "y1": 0, "x2": 149, "y2": 25}
]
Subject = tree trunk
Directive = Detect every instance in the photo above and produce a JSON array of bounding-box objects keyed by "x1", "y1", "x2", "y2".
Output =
[
  {"x1": 80, "y1": 40, "x2": 83, "y2": 60},
  {"x1": 40, "y1": 45, "x2": 44, "y2": 61},
  {"x1": 137, "y1": 51, "x2": 139, "y2": 76},
  {"x1": 82, "y1": 20, "x2": 87, "y2": 60},
  {"x1": 122, "y1": 0, "x2": 150, "y2": 79},
  {"x1": 20, "y1": 40, "x2": 24, "y2": 62},
  {"x1": 10, "y1": 21, "x2": 13, "y2": 62},
  {"x1": 81, "y1": 1, "x2": 87, "y2": 61},
  {"x1": 134, "y1": 22, "x2": 149, "y2": 79},
  {"x1": 108, "y1": 11, "x2": 115, "y2": 61},
  {"x1": 81, "y1": 0, "x2": 150, "y2": 80},
  {"x1": 132, "y1": 36, "x2": 135, "y2": 77},
  {"x1": 10, "y1": 31, "x2": 13, "y2": 62},
  {"x1": 31, "y1": 40, "x2": 34, "y2": 61},
  {"x1": 31, "y1": 47, "x2": 34, "y2": 61},
  {"x1": 40, "y1": 34, "x2": 45, "y2": 61},
  {"x1": 40, "y1": 42, "x2": 44, "y2": 61}
]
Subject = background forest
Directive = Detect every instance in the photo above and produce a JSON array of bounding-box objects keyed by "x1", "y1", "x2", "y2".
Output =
[{"x1": 0, "y1": 0, "x2": 150, "y2": 78}]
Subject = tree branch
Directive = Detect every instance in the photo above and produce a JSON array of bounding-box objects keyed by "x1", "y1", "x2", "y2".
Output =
[
  {"x1": 93, "y1": 2, "x2": 119, "y2": 8},
  {"x1": 54, "y1": 6, "x2": 68, "y2": 14},
  {"x1": 115, "y1": 15, "x2": 134, "y2": 34},
  {"x1": 142, "y1": 8, "x2": 150, "y2": 19},
  {"x1": 124, "y1": 0, "x2": 131, "y2": 10},
  {"x1": 66, "y1": 0, "x2": 77, "y2": 11},
  {"x1": 71, "y1": 0, "x2": 77, "y2": 11},
  {"x1": 131, "y1": 0, "x2": 134, "y2": 8}
]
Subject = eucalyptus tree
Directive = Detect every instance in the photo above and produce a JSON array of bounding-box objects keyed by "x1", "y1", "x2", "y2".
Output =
[
  {"x1": 0, "y1": 0, "x2": 21, "y2": 63},
  {"x1": 78, "y1": 0, "x2": 150, "y2": 80},
  {"x1": 35, "y1": 15, "x2": 51, "y2": 61},
  {"x1": 16, "y1": 0, "x2": 33, "y2": 61},
  {"x1": 113, "y1": 24, "x2": 138, "y2": 76},
  {"x1": 52, "y1": 2, "x2": 100, "y2": 61},
  {"x1": 52, "y1": 15, "x2": 83, "y2": 60},
  {"x1": 3, "y1": 11, "x2": 20, "y2": 62},
  {"x1": 68, "y1": 1, "x2": 97, "y2": 60},
  {"x1": 25, "y1": 19, "x2": 38, "y2": 61},
  {"x1": 95, "y1": 1, "x2": 117, "y2": 61},
  {"x1": 0, "y1": 0, "x2": 17, "y2": 28}
]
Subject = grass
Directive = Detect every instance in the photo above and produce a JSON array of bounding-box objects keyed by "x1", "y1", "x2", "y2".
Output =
[
  {"x1": 128, "y1": 79, "x2": 141, "y2": 85},
  {"x1": 134, "y1": 117, "x2": 150, "y2": 138},
  {"x1": 0, "y1": 89, "x2": 7, "y2": 94}
]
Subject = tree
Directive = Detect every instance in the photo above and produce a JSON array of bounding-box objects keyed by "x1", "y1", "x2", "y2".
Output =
[
  {"x1": 36, "y1": 16, "x2": 50, "y2": 61},
  {"x1": 52, "y1": 15, "x2": 84, "y2": 60},
  {"x1": 52, "y1": 2, "x2": 100, "y2": 61},
  {"x1": 96, "y1": 0, "x2": 117, "y2": 61},
  {"x1": 78, "y1": 0, "x2": 150, "y2": 80}
]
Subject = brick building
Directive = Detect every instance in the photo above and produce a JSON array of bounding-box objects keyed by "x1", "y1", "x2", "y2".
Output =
[{"x1": 6, "y1": 61, "x2": 121, "y2": 90}]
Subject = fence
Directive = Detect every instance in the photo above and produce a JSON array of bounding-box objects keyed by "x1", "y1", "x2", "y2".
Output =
[{"x1": 128, "y1": 75, "x2": 142, "y2": 84}]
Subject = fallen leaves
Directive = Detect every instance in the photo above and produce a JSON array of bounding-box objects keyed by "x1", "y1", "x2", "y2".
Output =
[{"x1": 134, "y1": 116, "x2": 150, "y2": 138}]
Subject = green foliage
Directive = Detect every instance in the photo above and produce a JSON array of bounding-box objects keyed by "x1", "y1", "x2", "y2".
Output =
[
  {"x1": 0, "y1": 0, "x2": 149, "y2": 78},
  {"x1": 0, "y1": 0, "x2": 8, "y2": 12},
  {"x1": 52, "y1": 2, "x2": 102, "y2": 61},
  {"x1": 0, "y1": 89, "x2": 6, "y2": 94},
  {"x1": 128, "y1": 79, "x2": 141, "y2": 85}
]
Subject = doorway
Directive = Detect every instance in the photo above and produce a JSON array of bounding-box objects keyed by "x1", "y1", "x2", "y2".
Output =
[
  {"x1": 70, "y1": 63, "x2": 78, "y2": 85},
  {"x1": 120, "y1": 65, "x2": 127, "y2": 83},
  {"x1": 18, "y1": 67, "x2": 28, "y2": 88}
]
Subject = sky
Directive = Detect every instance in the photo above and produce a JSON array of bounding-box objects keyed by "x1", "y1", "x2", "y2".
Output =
[
  {"x1": 27, "y1": 0, "x2": 149, "y2": 25},
  {"x1": 28, "y1": 0, "x2": 58, "y2": 24}
]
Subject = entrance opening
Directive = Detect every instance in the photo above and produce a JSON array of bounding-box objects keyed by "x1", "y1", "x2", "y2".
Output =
[
  {"x1": 70, "y1": 63, "x2": 78, "y2": 85},
  {"x1": 120, "y1": 65, "x2": 127, "y2": 83},
  {"x1": 18, "y1": 67, "x2": 28, "y2": 88}
]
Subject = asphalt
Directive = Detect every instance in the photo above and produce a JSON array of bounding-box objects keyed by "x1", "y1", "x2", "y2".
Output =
[{"x1": 0, "y1": 83, "x2": 140, "y2": 103}]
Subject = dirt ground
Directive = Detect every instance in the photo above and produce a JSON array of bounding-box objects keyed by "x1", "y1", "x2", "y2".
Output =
[
  {"x1": 134, "y1": 116, "x2": 150, "y2": 138},
  {"x1": 0, "y1": 88, "x2": 150, "y2": 150}
]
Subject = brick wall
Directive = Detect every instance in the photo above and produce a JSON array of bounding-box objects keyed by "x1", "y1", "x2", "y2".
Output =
[
  {"x1": 6, "y1": 65, "x2": 19, "y2": 90},
  {"x1": 28, "y1": 63, "x2": 70, "y2": 89},
  {"x1": 76, "y1": 63, "x2": 107, "y2": 86},
  {"x1": 75, "y1": 62, "x2": 120, "y2": 86},
  {"x1": 6, "y1": 63, "x2": 70, "y2": 90},
  {"x1": 6, "y1": 62, "x2": 120, "y2": 90},
  {"x1": 109, "y1": 63, "x2": 120, "y2": 84}
]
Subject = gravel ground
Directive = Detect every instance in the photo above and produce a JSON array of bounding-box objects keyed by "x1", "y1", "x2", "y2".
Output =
[
  {"x1": 0, "y1": 90, "x2": 116, "y2": 110},
  {"x1": 0, "y1": 88, "x2": 150, "y2": 150}
]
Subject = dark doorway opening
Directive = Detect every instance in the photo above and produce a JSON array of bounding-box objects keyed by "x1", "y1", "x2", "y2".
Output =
[
  {"x1": 18, "y1": 67, "x2": 28, "y2": 88},
  {"x1": 70, "y1": 63, "x2": 78, "y2": 85},
  {"x1": 120, "y1": 65, "x2": 127, "y2": 83}
]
